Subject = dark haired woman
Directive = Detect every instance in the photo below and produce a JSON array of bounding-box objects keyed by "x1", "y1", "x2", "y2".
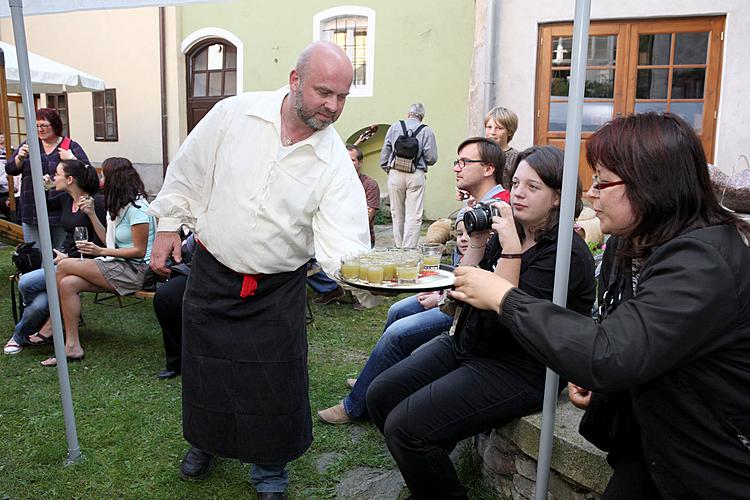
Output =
[
  {"x1": 4, "y1": 159, "x2": 105, "y2": 355},
  {"x1": 5, "y1": 108, "x2": 90, "y2": 248},
  {"x1": 43, "y1": 158, "x2": 155, "y2": 366},
  {"x1": 366, "y1": 146, "x2": 596, "y2": 498},
  {"x1": 452, "y1": 113, "x2": 750, "y2": 498}
]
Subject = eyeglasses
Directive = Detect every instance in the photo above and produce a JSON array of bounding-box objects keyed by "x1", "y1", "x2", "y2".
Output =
[
  {"x1": 36, "y1": 124, "x2": 52, "y2": 130},
  {"x1": 453, "y1": 158, "x2": 485, "y2": 169},
  {"x1": 591, "y1": 175, "x2": 625, "y2": 192}
]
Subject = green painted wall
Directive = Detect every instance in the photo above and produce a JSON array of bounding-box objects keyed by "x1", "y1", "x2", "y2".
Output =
[{"x1": 181, "y1": 0, "x2": 475, "y2": 219}]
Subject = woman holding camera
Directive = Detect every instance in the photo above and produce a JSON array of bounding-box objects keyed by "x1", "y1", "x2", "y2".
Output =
[
  {"x1": 41, "y1": 158, "x2": 155, "y2": 366},
  {"x1": 4, "y1": 159, "x2": 105, "y2": 355},
  {"x1": 366, "y1": 146, "x2": 596, "y2": 499},
  {"x1": 452, "y1": 113, "x2": 750, "y2": 498}
]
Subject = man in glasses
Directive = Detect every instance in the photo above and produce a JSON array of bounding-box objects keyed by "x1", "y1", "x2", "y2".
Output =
[{"x1": 149, "y1": 41, "x2": 370, "y2": 499}]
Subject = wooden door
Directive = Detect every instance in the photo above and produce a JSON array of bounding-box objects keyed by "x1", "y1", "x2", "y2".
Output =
[{"x1": 186, "y1": 38, "x2": 238, "y2": 132}]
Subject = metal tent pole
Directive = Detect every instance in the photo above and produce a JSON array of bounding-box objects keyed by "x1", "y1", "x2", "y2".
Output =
[
  {"x1": 534, "y1": 0, "x2": 591, "y2": 498},
  {"x1": 8, "y1": 0, "x2": 82, "y2": 465}
]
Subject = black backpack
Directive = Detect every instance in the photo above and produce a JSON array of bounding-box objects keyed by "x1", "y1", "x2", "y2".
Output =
[{"x1": 392, "y1": 120, "x2": 427, "y2": 172}]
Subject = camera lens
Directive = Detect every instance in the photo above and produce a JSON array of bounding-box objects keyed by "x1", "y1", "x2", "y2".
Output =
[{"x1": 463, "y1": 205, "x2": 492, "y2": 234}]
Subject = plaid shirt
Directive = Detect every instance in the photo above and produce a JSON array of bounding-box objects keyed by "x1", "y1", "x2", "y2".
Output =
[{"x1": 5, "y1": 138, "x2": 90, "y2": 225}]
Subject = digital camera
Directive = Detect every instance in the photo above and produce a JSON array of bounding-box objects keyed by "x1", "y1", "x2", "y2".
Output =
[{"x1": 463, "y1": 202, "x2": 500, "y2": 235}]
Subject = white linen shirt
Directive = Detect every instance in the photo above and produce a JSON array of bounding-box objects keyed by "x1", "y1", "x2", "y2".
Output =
[{"x1": 149, "y1": 86, "x2": 371, "y2": 276}]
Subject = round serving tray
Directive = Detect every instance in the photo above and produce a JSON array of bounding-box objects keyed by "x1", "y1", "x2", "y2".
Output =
[{"x1": 336, "y1": 265, "x2": 455, "y2": 293}]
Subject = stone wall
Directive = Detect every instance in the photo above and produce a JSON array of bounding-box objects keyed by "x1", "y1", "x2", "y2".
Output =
[{"x1": 474, "y1": 396, "x2": 612, "y2": 500}]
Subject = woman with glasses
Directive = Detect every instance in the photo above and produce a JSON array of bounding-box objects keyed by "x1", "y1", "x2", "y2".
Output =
[
  {"x1": 5, "y1": 108, "x2": 90, "y2": 248},
  {"x1": 366, "y1": 145, "x2": 596, "y2": 499},
  {"x1": 452, "y1": 113, "x2": 750, "y2": 498}
]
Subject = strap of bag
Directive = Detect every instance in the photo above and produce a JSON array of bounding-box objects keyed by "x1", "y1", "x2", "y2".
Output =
[
  {"x1": 59, "y1": 137, "x2": 72, "y2": 150},
  {"x1": 11, "y1": 274, "x2": 19, "y2": 324},
  {"x1": 412, "y1": 124, "x2": 427, "y2": 137},
  {"x1": 399, "y1": 120, "x2": 408, "y2": 136}
]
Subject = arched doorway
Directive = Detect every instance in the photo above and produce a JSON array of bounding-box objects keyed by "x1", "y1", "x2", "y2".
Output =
[{"x1": 185, "y1": 38, "x2": 237, "y2": 132}]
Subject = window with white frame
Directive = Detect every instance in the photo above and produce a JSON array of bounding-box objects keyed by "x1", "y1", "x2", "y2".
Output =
[{"x1": 313, "y1": 7, "x2": 375, "y2": 97}]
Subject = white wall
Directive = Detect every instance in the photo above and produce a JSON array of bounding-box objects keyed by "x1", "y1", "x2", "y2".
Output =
[
  {"x1": 494, "y1": 0, "x2": 750, "y2": 173},
  {"x1": 0, "y1": 7, "x2": 163, "y2": 166}
]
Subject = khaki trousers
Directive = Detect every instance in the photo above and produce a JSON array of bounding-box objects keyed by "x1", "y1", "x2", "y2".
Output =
[{"x1": 387, "y1": 169, "x2": 425, "y2": 248}]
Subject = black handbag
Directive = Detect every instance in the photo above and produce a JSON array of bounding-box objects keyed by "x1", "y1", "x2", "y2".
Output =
[{"x1": 11, "y1": 242, "x2": 42, "y2": 275}]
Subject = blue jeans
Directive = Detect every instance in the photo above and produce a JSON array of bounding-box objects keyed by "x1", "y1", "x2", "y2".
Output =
[
  {"x1": 343, "y1": 295, "x2": 453, "y2": 420},
  {"x1": 306, "y1": 259, "x2": 339, "y2": 294},
  {"x1": 12, "y1": 268, "x2": 50, "y2": 345},
  {"x1": 22, "y1": 222, "x2": 66, "y2": 249},
  {"x1": 250, "y1": 463, "x2": 288, "y2": 493}
]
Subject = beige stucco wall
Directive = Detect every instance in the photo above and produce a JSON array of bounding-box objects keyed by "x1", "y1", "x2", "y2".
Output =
[
  {"x1": 0, "y1": 7, "x2": 163, "y2": 169},
  {"x1": 485, "y1": 0, "x2": 750, "y2": 173}
]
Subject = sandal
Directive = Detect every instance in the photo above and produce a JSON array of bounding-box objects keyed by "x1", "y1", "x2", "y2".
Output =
[
  {"x1": 4, "y1": 338, "x2": 22, "y2": 355},
  {"x1": 40, "y1": 353, "x2": 84, "y2": 367},
  {"x1": 27, "y1": 331, "x2": 54, "y2": 346}
]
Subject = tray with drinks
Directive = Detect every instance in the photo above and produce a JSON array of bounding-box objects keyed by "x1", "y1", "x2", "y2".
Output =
[{"x1": 336, "y1": 246, "x2": 455, "y2": 293}]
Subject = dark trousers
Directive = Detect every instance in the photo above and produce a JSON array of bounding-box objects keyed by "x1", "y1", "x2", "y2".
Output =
[
  {"x1": 153, "y1": 274, "x2": 187, "y2": 372},
  {"x1": 603, "y1": 452, "x2": 662, "y2": 499},
  {"x1": 366, "y1": 335, "x2": 546, "y2": 499}
]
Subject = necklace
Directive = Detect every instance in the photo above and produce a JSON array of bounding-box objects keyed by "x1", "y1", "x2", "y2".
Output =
[{"x1": 282, "y1": 136, "x2": 294, "y2": 146}]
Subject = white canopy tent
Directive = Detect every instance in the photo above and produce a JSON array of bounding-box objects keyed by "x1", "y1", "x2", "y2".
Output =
[{"x1": 0, "y1": 40, "x2": 104, "y2": 93}]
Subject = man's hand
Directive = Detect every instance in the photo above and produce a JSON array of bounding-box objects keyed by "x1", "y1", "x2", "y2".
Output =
[
  {"x1": 567, "y1": 383, "x2": 592, "y2": 409},
  {"x1": 150, "y1": 231, "x2": 182, "y2": 277}
]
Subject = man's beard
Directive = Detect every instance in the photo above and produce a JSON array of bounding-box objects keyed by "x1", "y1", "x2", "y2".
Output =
[{"x1": 294, "y1": 86, "x2": 334, "y2": 131}]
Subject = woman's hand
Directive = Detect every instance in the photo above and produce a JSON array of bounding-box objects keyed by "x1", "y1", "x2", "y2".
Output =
[
  {"x1": 52, "y1": 249, "x2": 68, "y2": 264},
  {"x1": 449, "y1": 266, "x2": 514, "y2": 313},
  {"x1": 417, "y1": 291, "x2": 440, "y2": 310},
  {"x1": 567, "y1": 383, "x2": 592, "y2": 409},
  {"x1": 78, "y1": 195, "x2": 94, "y2": 215},
  {"x1": 491, "y1": 202, "x2": 522, "y2": 254},
  {"x1": 16, "y1": 144, "x2": 29, "y2": 161},
  {"x1": 76, "y1": 241, "x2": 105, "y2": 257},
  {"x1": 58, "y1": 148, "x2": 76, "y2": 161}
]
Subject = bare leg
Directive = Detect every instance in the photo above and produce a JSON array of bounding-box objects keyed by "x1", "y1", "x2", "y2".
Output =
[{"x1": 54, "y1": 259, "x2": 115, "y2": 359}]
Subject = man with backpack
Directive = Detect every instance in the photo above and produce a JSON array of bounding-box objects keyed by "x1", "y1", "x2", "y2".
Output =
[{"x1": 379, "y1": 103, "x2": 438, "y2": 248}]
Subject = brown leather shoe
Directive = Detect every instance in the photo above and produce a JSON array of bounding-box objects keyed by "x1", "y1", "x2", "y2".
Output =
[
  {"x1": 312, "y1": 286, "x2": 346, "y2": 305},
  {"x1": 317, "y1": 403, "x2": 353, "y2": 424},
  {"x1": 346, "y1": 378, "x2": 357, "y2": 389}
]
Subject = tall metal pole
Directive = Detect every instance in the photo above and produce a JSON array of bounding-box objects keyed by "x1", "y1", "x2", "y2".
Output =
[
  {"x1": 534, "y1": 0, "x2": 591, "y2": 498},
  {"x1": 9, "y1": 0, "x2": 82, "y2": 465}
]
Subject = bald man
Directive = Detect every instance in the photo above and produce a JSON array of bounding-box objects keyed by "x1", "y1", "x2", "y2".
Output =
[{"x1": 149, "y1": 42, "x2": 370, "y2": 498}]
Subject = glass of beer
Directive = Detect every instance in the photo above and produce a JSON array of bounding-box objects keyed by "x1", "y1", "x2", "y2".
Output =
[
  {"x1": 396, "y1": 254, "x2": 421, "y2": 285},
  {"x1": 340, "y1": 254, "x2": 360, "y2": 280},
  {"x1": 420, "y1": 243, "x2": 444, "y2": 276}
]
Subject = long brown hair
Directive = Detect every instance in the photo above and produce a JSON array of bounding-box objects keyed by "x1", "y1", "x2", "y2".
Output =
[
  {"x1": 102, "y1": 157, "x2": 147, "y2": 221},
  {"x1": 586, "y1": 113, "x2": 750, "y2": 260}
]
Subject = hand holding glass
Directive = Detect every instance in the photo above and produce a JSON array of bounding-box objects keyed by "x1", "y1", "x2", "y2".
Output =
[{"x1": 74, "y1": 226, "x2": 88, "y2": 260}]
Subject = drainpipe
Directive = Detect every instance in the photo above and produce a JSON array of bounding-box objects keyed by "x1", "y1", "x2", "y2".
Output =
[
  {"x1": 484, "y1": 0, "x2": 499, "y2": 113},
  {"x1": 159, "y1": 7, "x2": 169, "y2": 175}
]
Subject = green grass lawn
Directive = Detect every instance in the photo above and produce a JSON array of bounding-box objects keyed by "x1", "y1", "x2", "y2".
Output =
[{"x1": 0, "y1": 246, "x2": 493, "y2": 499}]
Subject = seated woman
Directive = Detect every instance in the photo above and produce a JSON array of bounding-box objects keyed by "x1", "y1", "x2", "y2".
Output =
[
  {"x1": 4, "y1": 159, "x2": 105, "y2": 355},
  {"x1": 451, "y1": 113, "x2": 750, "y2": 498},
  {"x1": 317, "y1": 215, "x2": 470, "y2": 424},
  {"x1": 42, "y1": 157, "x2": 156, "y2": 366},
  {"x1": 365, "y1": 146, "x2": 596, "y2": 499}
]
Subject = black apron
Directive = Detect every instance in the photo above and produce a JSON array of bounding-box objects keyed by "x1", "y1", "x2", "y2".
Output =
[{"x1": 181, "y1": 245, "x2": 311, "y2": 464}]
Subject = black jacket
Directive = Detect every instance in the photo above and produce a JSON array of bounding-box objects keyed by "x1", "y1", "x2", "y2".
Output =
[{"x1": 501, "y1": 225, "x2": 750, "y2": 498}]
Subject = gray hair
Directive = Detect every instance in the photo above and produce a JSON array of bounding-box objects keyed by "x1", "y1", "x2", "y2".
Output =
[{"x1": 408, "y1": 103, "x2": 425, "y2": 120}]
